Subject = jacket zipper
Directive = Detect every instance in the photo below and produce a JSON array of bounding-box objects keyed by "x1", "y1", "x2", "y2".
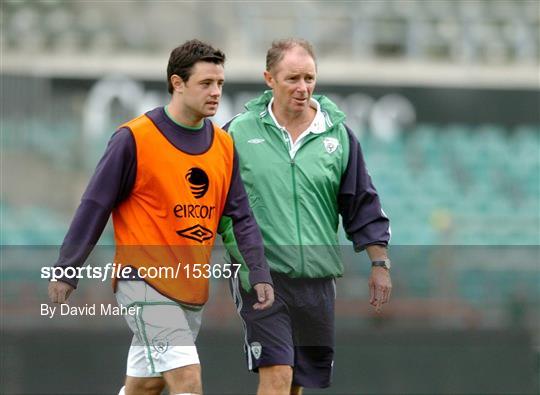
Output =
[{"x1": 290, "y1": 159, "x2": 305, "y2": 272}]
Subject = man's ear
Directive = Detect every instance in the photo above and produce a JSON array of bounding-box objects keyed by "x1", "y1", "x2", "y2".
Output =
[
  {"x1": 263, "y1": 70, "x2": 274, "y2": 89},
  {"x1": 170, "y1": 74, "x2": 184, "y2": 93}
]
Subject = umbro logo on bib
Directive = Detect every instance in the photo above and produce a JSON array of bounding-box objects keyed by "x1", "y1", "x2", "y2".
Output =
[
  {"x1": 323, "y1": 137, "x2": 339, "y2": 154},
  {"x1": 248, "y1": 138, "x2": 265, "y2": 144},
  {"x1": 176, "y1": 224, "x2": 214, "y2": 243}
]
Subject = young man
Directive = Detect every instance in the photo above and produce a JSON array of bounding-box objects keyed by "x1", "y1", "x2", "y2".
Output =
[
  {"x1": 221, "y1": 39, "x2": 392, "y2": 394},
  {"x1": 48, "y1": 39, "x2": 274, "y2": 395}
]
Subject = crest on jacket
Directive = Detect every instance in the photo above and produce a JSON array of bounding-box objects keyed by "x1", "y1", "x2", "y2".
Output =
[{"x1": 323, "y1": 137, "x2": 339, "y2": 154}]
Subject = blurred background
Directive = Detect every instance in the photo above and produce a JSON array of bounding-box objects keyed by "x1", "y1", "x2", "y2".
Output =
[{"x1": 1, "y1": 0, "x2": 539, "y2": 394}]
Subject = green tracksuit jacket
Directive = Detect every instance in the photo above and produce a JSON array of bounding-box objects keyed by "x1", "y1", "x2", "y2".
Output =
[{"x1": 219, "y1": 91, "x2": 390, "y2": 290}]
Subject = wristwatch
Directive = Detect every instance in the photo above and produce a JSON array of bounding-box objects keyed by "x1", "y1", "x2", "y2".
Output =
[{"x1": 371, "y1": 259, "x2": 391, "y2": 270}]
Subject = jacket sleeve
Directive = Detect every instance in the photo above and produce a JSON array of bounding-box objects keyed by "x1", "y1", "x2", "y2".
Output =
[
  {"x1": 221, "y1": 147, "x2": 273, "y2": 287},
  {"x1": 52, "y1": 128, "x2": 136, "y2": 287},
  {"x1": 338, "y1": 125, "x2": 390, "y2": 252}
]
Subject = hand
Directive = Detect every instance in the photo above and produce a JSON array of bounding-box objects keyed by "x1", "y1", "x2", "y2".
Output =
[
  {"x1": 48, "y1": 281, "x2": 74, "y2": 304},
  {"x1": 368, "y1": 266, "x2": 392, "y2": 313},
  {"x1": 252, "y1": 283, "x2": 274, "y2": 310}
]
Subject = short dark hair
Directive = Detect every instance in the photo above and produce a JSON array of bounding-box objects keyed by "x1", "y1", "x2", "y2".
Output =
[
  {"x1": 266, "y1": 38, "x2": 316, "y2": 72},
  {"x1": 167, "y1": 39, "x2": 226, "y2": 94}
]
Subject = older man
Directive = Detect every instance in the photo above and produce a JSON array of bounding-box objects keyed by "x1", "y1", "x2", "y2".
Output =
[{"x1": 221, "y1": 38, "x2": 392, "y2": 395}]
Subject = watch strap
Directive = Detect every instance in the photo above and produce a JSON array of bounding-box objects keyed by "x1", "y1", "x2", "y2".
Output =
[{"x1": 371, "y1": 259, "x2": 391, "y2": 270}]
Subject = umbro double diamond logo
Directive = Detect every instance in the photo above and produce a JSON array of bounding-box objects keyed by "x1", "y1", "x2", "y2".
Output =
[{"x1": 176, "y1": 224, "x2": 214, "y2": 243}]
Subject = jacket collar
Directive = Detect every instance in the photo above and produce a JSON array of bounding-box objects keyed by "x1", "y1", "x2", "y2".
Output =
[
  {"x1": 245, "y1": 90, "x2": 346, "y2": 132},
  {"x1": 267, "y1": 97, "x2": 327, "y2": 135}
]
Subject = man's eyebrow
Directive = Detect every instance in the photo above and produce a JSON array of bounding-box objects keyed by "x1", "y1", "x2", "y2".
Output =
[{"x1": 285, "y1": 73, "x2": 314, "y2": 78}]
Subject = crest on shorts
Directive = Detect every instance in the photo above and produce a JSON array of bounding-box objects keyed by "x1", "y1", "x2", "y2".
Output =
[
  {"x1": 323, "y1": 137, "x2": 339, "y2": 154},
  {"x1": 250, "y1": 342, "x2": 262, "y2": 360},
  {"x1": 152, "y1": 337, "x2": 169, "y2": 354}
]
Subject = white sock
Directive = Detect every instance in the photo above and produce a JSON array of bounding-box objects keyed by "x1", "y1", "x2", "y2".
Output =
[{"x1": 118, "y1": 386, "x2": 126, "y2": 395}]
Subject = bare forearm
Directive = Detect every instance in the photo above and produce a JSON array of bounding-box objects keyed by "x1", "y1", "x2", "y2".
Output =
[{"x1": 366, "y1": 244, "x2": 388, "y2": 262}]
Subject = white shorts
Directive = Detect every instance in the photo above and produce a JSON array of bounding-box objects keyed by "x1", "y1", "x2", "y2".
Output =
[{"x1": 115, "y1": 280, "x2": 203, "y2": 377}]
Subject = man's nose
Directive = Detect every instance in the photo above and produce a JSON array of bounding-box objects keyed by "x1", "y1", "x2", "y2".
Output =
[
  {"x1": 296, "y1": 80, "x2": 307, "y2": 92},
  {"x1": 211, "y1": 83, "x2": 222, "y2": 97}
]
